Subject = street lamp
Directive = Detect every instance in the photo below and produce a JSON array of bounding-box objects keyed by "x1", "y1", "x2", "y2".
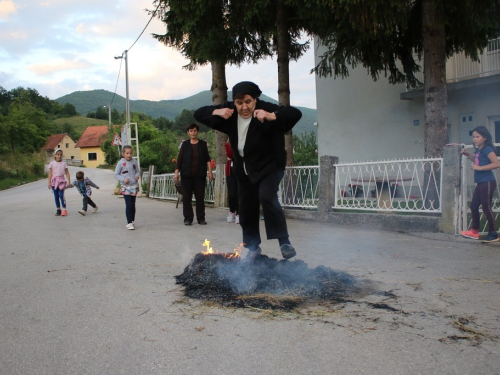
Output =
[{"x1": 103, "y1": 104, "x2": 111, "y2": 127}]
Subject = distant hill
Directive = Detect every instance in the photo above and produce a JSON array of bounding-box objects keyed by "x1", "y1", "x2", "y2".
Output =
[{"x1": 55, "y1": 89, "x2": 317, "y2": 135}]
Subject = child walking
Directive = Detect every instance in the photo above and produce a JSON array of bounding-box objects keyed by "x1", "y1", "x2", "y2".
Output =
[
  {"x1": 67, "y1": 171, "x2": 99, "y2": 216},
  {"x1": 48, "y1": 148, "x2": 71, "y2": 216},
  {"x1": 114, "y1": 145, "x2": 140, "y2": 230},
  {"x1": 460, "y1": 126, "x2": 500, "y2": 243}
]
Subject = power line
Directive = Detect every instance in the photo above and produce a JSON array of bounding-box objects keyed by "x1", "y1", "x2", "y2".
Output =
[
  {"x1": 127, "y1": 3, "x2": 161, "y2": 52},
  {"x1": 109, "y1": 2, "x2": 161, "y2": 113}
]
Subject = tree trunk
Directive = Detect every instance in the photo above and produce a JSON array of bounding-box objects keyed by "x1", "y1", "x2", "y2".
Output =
[
  {"x1": 210, "y1": 61, "x2": 229, "y2": 208},
  {"x1": 422, "y1": 0, "x2": 447, "y2": 209},
  {"x1": 276, "y1": 0, "x2": 294, "y2": 167}
]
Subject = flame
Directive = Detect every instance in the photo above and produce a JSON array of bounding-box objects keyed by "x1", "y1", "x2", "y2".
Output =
[{"x1": 201, "y1": 239, "x2": 241, "y2": 258}]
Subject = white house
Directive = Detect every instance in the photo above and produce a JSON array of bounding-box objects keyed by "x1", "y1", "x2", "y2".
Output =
[{"x1": 314, "y1": 38, "x2": 500, "y2": 162}]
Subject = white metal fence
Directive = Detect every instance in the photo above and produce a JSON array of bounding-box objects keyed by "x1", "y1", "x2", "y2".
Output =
[
  {"x1": 148, "y1": 172, "x2": 217, "y2": 203},
  {"x1": 334, "y1": 158, "x2": 443, "y2": 212},
  {"x1": 280, "y1": 166, "x2": 319, "y2": 208}
]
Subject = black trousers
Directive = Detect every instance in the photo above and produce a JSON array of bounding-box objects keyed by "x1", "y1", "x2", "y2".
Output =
[
  {"x1": 82, "y1": 195, "x2": 96, "y2": 211},
  {"x1": 181, "y1": 175, "x2": 206, "y2": 223},
  {"x1": 123, "y1": 195, "x2": 136, "y2": 224},
  {"x1": 226, "y1": 174, "x2": 239, "y2": 213},
  {"x1": 238, "y1": 168, "x2": 288, "y2": 249},
  {"x1": 470, "y1": 180, "x2": 497, "y2": 231}
]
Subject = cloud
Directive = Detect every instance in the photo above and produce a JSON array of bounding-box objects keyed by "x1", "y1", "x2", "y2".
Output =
[
  {"x1": 0, "y1": 0, "x2": 16, "y2": 19},
  {"x1": 0, "y1": 0, "x2": 317, "y2": 108},
  {"x1": 29, "y1": 59, "x2": 91, "y2": 76}
]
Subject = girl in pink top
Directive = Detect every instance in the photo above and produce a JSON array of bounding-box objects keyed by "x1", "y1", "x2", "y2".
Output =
[{"x1": 47, "y1": 149, "x2": 71, "y2": 216}]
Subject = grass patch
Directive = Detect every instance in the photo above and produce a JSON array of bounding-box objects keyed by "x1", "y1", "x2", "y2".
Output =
[{"x1": 0, "y1": 151, "x2": 48, "y2": 190}]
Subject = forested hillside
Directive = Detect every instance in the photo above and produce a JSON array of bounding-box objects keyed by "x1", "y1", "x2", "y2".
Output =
[{"x1": 55, "y1": 89, "x2": 317, "y2": 135}]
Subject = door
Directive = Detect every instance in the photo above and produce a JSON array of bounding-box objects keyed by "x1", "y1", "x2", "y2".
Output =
[{"x1": 459, "y1": 113, "x2": 475, "y2": 144}]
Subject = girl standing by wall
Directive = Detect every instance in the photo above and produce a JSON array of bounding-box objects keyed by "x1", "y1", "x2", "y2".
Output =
[{"x1": 460, "y1": 126, "x2": 500, "y2": 243}]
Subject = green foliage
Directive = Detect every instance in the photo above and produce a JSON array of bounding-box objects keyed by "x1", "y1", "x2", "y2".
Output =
[
  {"x1": 0, "y1": 151, "x2": 47, "y2": 190},
  {"x1": 306, "y1": 0, "x2": 500, "y2": 87},
  {"x1": 0, "y1": 98, "x2": 54, "y2": 153},
  {"x1": 293, "y1": 131, "x2": 318, "y2": 166},
  {"x1": 140, "y1": 131, "x2": 179, "y2": 174}
]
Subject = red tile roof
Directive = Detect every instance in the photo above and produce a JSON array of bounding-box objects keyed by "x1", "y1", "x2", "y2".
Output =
[
  {"x1": 44, "y1": 133, "x2": 77, "y2": 150},
  {"x1": 76, "y1": 126, "x2": 109, "y2": 148}
]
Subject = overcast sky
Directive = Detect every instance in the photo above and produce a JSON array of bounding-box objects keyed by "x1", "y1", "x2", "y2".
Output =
[{"x1": 0, "y1": 0, "x2": 318, "y2": 108}]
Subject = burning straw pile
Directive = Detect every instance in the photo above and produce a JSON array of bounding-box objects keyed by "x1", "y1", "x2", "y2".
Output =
[{"x1": 175, "y1": 249, "x2": 362, "y2": 310}]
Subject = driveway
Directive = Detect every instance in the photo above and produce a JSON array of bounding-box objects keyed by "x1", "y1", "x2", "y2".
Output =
[{"x1": 0, "y1": 167, "x2": 499, "y2": 374}]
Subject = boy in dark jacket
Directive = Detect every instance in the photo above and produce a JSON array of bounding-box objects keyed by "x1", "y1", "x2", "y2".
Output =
[{"x1": 67, "y1": 171, "x2": 99, "y2": 216}]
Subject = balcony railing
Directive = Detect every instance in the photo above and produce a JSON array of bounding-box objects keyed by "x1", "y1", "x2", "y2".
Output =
[{"x1": 409, "y1": 37, "x2": 500, "y2": 89}]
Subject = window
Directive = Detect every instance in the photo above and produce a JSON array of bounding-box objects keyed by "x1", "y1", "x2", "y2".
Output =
[
  {"x1": 88, "y1": 153, "x2": 97, "y2": 161},
  {"x1": 66, "y1": 143, "x2": 69, "y2": 148},
  {"x1": 71, "y1": 156, "x2": 74, "y2": 159}
]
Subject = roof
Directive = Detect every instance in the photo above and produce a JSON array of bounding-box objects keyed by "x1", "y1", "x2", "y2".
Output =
[
  {"x1": 44, "y1": 133, "x2": 74, "y2": 150},
  {"x1": 76, "y1": 126, "x2": 109, "y2": 148}
]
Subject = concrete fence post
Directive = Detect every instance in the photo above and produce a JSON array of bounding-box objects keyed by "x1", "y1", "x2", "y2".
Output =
[
  {"x1": 146, "y1": 165, "x2": 154, "y2": 198},
  {"x1": 317, "y1": 155, "x2": 338, "y2": 220},
  {"x1": 439, "y1": 145, "x2": 461, "y2": 234}
]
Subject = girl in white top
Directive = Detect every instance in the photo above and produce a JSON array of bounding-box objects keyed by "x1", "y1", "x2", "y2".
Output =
[{"x1": 47, "y1": 148, "x2": 71, "y2": 216}]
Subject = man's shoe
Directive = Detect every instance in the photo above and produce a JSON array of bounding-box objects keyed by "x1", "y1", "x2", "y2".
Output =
[
  {"x1": 244, "y1": 246, "x2": 262, "y2": 263},
  {"x1": 78, "y1": 210, "x2": 86, "y2": 216},
  {"x1": 460, "y1": 230, "x2": 479, "y2": 240},
  {"x1": 482, "y1": 231, "x2": 499, "y2": 243},
  {"x1": 55, "y1": 209, "x2": 61, "y2": 216},
  {"x1": 235, "y1": 215, "x2": 240, "y2": 224},
  {"x1": 61, "y1": 210, "x2": 67, "y2": 216},
  {"x1": 126, "y1": 223, "x2": 135, "y2": 230},
  {"x1": 92, "y1": 207, "x2": 98, "y2": 213},
  {"x1": 184, "y1": 220, "x2": 192, "y2": 226},
  {"x1": 227, "y1": 212, "x2": 235, "y2": 223},
  {"x1": 280, "y1": 244, "x2": 297, "y2": 259},
  {"x1": 198, "y1": 220, "x2": 207, "y2": 225}
]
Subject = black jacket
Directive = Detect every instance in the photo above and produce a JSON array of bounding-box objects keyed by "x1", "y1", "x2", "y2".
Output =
[
  {"x1": 177, "y1": 139, "x2": 210, "y2": 177},
  {"x1": 194, "y1": 100, "x2": 302, "y2": 183}
]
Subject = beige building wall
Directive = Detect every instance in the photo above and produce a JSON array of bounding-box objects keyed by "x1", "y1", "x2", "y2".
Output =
[
  {"x1": 80, "y1": 147, "x2": 105, "y2": 168},
  {"x1": 57, "y1": 134, "x2": 80, "y2": 160}
]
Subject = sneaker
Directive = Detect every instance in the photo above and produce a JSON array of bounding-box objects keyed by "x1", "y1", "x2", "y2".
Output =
[
  {"x1": 126, "y1": 223, "x2": 135, "y2": 230},
  {"x1": 235, "y1": 215, "x2": 240, "y2": 224},
  {"x1": 227, "y1": 212, "x2": 235, "y2": 223},
  {"x1": 61, "y1": 210, "x2": 67, "y2": 216},
  {"x1": 482, "y1": 231, "x2": 499, "y2": 243},
  {"x1": 280, "y1": 244, "x2": 297, "y2": 259},
  {"x1": 55, "y1": 209, "x2": 61, "y2": 216},
  {"x1": 460, "y1": 230, "x2": 479, "y2": 240},
  {"x1": 184, "y1": 220, "x2": 192, "y2": 226},
  {"x1": 198, "y1": 220, "x2": 207, "y2": 225},
  {"x1": 78, "y1": 210, "x2": 86, "y2": 216},
  {"x1": 244, "y1": 246, "x2": 262, "y2": 263},
  {"x1": 92, "y1": 207, "x2": 98, "y2": 213}
]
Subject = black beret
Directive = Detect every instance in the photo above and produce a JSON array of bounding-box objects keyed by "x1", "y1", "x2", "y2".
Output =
[{"x1": 232, "y1": 81, "x2": 262, "y2": 99}]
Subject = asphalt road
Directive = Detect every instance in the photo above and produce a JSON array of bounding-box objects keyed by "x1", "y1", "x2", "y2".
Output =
[{"x1": 1, "y1": 167, "x2": 499, "y2": 375}]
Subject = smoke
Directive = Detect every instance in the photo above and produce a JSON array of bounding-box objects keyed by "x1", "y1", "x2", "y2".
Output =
[{"x1": 175, "y1": 253, "x2": 360, "y2": 308}]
